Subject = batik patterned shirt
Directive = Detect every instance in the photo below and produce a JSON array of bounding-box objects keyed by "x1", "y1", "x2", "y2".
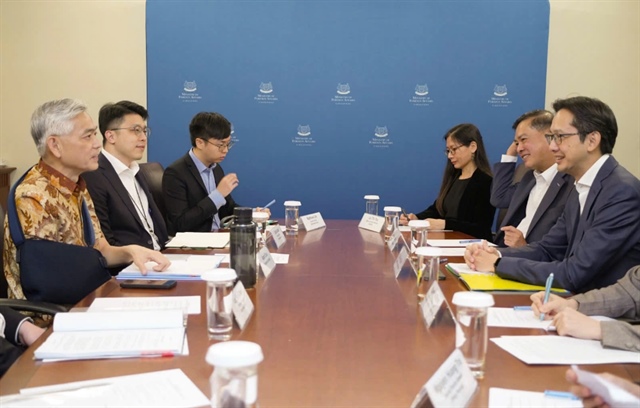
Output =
[{"x1": 3, "y1": 160, "x2": 104, "y2": 300}]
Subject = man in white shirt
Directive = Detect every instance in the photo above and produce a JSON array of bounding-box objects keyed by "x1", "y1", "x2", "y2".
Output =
[
  {"x1": 465, "y1": 96, "x2": 640, "y2": 293},
  {"x1": 84, "y1": 101, "x2": 168, "y2": 252},
  {"x1": 492, "y1": 110, "x2": 574, "y2": 247}
]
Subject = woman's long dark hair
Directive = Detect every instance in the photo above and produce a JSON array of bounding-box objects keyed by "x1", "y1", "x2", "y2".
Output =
[{"x1": 435, "y1": 123, "x2": 492, "y2": 215}]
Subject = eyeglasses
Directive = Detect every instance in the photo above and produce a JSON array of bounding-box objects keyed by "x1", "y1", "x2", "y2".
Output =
[
  {"x1": 444, "y1": 145, "x2": 465, "y2": 156},
  {"x1": 109, "y1": 126, "x2": 150, "y2": 137},
  {"x1": 205, "y1": 139, "x2": 235, "y2": 151},
  {"x1": 544, "y1": 132, "x2": 580, "y2": 145}
]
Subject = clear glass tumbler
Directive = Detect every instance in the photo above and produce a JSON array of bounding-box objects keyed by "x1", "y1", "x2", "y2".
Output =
[
  {"x1": 364, "y1": 195, "x2": 380, "y2": 215},
  {"x1": 201, "y1": 268, "x2": 237, "y2": 341},
  {"x1": 383, "y1": 206, "x2": 401, "y2": 241},
  {"x1": 284, "y1": 200, "x2": 301, "y2": 236}
]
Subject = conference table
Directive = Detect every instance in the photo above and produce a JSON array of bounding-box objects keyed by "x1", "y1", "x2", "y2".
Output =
[{"x1": 1, "y1": 220, "x2": 638, "y2": 407}]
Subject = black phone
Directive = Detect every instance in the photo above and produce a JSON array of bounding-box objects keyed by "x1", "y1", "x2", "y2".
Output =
[{"x1": 119, "y1": 279, "x2": 177, "y2": 289}]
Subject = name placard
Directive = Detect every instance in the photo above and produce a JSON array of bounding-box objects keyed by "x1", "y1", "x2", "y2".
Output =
[
  {"x1": 358, "y1": 213, "x2": 385, "y2": 232},
  {"x1": 232, "y1": 281, "x2": 254, "y2": 330},
  {"x1": 425, "y1": 349, "x2": 477, "y2": 408},
  {"x1": 268, "y1": 225, "x2": 286, "y2": 248},
  {"x1": 300, "y1": 212, "x2": 326, "y2": 231},
  {"x1": 420, "y1": 282, "x2": 446, "y2": 328},
  {"x1": 387, "y1": 227, "x2": 401, "y2": 251},
  {"x1": 393, "y1": 246, "x2": 409, "y2": 278},
  {"x1": 257, "y1": 247, "x2": 276, "y2": 278}
]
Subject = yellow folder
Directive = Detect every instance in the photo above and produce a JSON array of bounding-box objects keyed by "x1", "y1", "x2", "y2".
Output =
[{"x1": 446, "y1": 264, "x2": 570, "y2": 294}]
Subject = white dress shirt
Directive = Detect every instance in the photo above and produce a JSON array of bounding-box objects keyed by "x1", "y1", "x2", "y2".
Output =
[
  {"x1": 575, "y1": 154, "x2": 610, "y2": 215},
  {"x1": 516, "y1": 163, "x2": 558, "y2": 238}
]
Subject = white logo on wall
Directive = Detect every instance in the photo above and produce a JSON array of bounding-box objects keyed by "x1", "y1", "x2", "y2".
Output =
[
  {"x1": 488, "y1": 84, "x2": 512, "y2": 108},
  {"x1": 230, "y1": 123, "x2": 239, "y2": 143},
  {"x1": 179, "y1": 80, "x2": 202, "y2": 103},
  {"x1": 331, "y1": 83, "x2": 356, "y2": 105},
  {"x1": 410, "y1": 83, "x2": 434, "y2": 106},
  {"x1": 369, "y1": 126, "x2": 393, "y2": 148},
  {"x1": 292, "y1": 125, "x2": 316, "y2": 147},
  {"x1": 255, "y1": 82, "x2": 279, "y2": 104}
]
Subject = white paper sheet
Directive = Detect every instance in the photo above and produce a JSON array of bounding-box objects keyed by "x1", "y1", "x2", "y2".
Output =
[
  {"x1": 0, "y1": 369, "x2": 209, "y2": 408},
  {"x1": 88, "y1": 296, "x2": 201, "y2": 315},
  {"x1": 489, "y1": 388, "x2": 582, "y2": 408},
  {"x1": 446, "y1": 262, "x2": 489, "y2": 275},
  {"x1": 165, "y1": 232, "x2": 230, "y2": 248},
  {"x1": 118, "y1": 254, "x2": 225, "y2": 279},
  {"x1": 488, "y1": 308, "x2": 552, "y2": 330},
  {"x1": 491, "y1": 336, "x2": 640, "y2": 365}
]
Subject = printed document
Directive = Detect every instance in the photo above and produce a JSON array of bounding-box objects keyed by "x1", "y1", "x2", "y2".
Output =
[{"x1": 165, "y1": 232, "x2": 230, "y2": 248}]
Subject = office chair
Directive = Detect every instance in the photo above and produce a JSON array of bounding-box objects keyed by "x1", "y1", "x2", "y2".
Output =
[
  {"x1": 139, "y1": 162, "x2": 167, "y2": 224},
  {"x1": 494, "y1": 162, "x2": 529, "y2": 234},
  {"x1": 0, "y1": 204, "x2": 67, "y2": 315}
]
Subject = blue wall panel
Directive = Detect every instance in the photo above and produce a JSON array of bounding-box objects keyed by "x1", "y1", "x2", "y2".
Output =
[{"x1": 147, "y1": 0, "x2": 549, "y2": 219}]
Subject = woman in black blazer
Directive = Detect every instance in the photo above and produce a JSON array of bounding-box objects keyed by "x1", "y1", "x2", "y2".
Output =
[{"x1": 402, "y1": 123, "x2": 495, "y2": 241}]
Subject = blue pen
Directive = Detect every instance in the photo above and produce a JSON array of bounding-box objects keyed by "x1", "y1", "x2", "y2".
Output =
[
  {"x1": 513, "y1": 306, "x2": 532, "y2": 311},
  {"x1": 544, "y1": 390, "x2": 579, "y2": 400},
  {"x1": 459, "y1": 239, "x2": 481, "y2": 244},
  {"x1": 540, "y1": 273, "x2": 554, "y2": 321},
  {"x1": 263, "y1": 199, "x2": 276, "y2": 209}
]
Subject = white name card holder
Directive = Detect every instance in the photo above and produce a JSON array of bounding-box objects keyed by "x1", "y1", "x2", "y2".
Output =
[
  {"x1": 257, "y1": 247, "x2": 276, "y2": 278},
  {"x1": 387, "y1": 227, "x2": 402, "y2": 252},
  {"x1": 393, "y1": 246, "x2": 409, "y2": 278},
  {"x1": 420, "y1": 349, "x2": 478, "y2": 408},
  {"x1": 232, "y1": 281, "x2": 254, "y2": 331},
  {"x1": 300, "y1": 212, "x2": 326, "y2": 232},
  {"x1": 358, "y1": 213, "x2": 385, "y2": 232},
  {"x1": 420, "y1": 282, "x2": 447, "y2": 328},
  {"x1": 267, "y1": 225, "x2": 286, "y2": 249}
]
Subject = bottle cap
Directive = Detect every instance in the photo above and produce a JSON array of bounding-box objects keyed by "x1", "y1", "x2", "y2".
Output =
[
  {"x1": 414, "y1": 246, "x2": 442, "y2": 257},
  {"x1": 452, "y1": 291, "x2": 495, "y2": 308},
  {"x1": 383, "y1": 206, "x2": 401, "y2": 212},
  {"x1": 408, "y1": 220, "x2": 430, "y2": 229},
  {"x1": 364, "y1": 195, "x2": 380, "y2": 200},
  {"x1": 234, "y1": 207, "x2": 253, "y2": 223},
  {"x1": 284, "y1": 200, "x2": 301, "y2": 207},
  {"x1": 206, "y1": 341, "x2": 264, "y2": 367},
  {"x1": 201, "y1": 268, "x2": 237, "y2": 283}
]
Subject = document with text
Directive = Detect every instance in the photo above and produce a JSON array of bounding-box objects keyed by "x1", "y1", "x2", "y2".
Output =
[{"x1": 34, "y1": 310, "x2": 186, "y2": 361}]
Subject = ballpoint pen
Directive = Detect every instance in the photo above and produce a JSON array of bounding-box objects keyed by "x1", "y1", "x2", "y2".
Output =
[
  {"x1": 459, "y1": 239, "x2": 482, "y2": 244},
  {"x1": 401, "y1": 208, "x2": 410, "y2": 221},
  {"x1": 540, "y1": 273, "x2": 554, "y2": 321},
  {"x1": 263, "y1": 199, "x2": 276, "y2": 209}
]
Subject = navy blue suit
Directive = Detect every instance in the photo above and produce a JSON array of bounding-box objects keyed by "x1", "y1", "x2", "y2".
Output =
[
  {"x1": 492, "y1": 162, "x2": 574, "y2": 247},
  {"x1": 162, "y1": 152, "x2": 238, "y2": 236},
  {"x1": 497, "y1": 156, "x2": 640, "y2": 293},
  {"x1": 83, "y1": 153, "x2": 168, "y2": 249}
]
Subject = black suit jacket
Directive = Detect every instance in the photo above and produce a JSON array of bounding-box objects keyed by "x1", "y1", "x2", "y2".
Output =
[
  {"x1": 492, "y1": 162, "x2": 574, "y2": 247},
  {"x1": 0, "y1": 306, "x2": 27, "y2": 376},
  {"x1": 415, "y1": 169, "x2": 495, "y2": 240},
  {"x1": 83, "y1": 153, "x2": 168, "y2": 249},
  {"x1": 162, "y1": 152, "x2": 238, "y2": 236}
]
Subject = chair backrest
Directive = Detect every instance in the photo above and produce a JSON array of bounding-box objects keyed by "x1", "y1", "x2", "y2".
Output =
[
  {"x1": 139, "y1": 162, "x2": 167, "y2": 224},
  {"x1": 0, "y1": 204, "x2": 7, "y2": 298},
  {"x1": 495, "y1": 162, "x2": 529, "y2": 232}
]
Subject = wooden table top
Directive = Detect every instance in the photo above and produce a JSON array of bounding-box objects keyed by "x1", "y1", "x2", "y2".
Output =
[{"x1": 1, "y1": 220, "x2": 637, "y2": 406}]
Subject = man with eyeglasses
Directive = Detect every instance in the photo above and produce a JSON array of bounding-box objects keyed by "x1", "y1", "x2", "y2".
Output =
[
  {"x1": 465, "y1": 96, "x2": 640, "y2": 293},
  {"x1": 491, "y1": 110, "x2": 574, "y2": 248},
  {"x1": 83, "y1": 101, "x2": 168, "y2": 255},
  {"x1": 163, "y1": 112, "x2": 268, "y2": 235}
]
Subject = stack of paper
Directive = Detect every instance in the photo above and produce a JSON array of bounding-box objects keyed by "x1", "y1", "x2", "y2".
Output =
[
  {"x1": 34, "y1": 310, "x2": 187, "y2": 361},
  {"x1": 87, "y1": 296, "x2": 201, "y2": 315},
  {"x1": 118, "y1": 254, "x2": 225, "y2": 280},
  {"x1": 0, "y1": 369, "x2": 208, "y2": 407},
  {"x1": 165, "y1": 232, "x2": 230, "y2": 248}
]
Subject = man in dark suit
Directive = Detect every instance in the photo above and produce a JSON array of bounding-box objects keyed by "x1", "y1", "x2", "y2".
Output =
[
  {"x1": 465, "y1": 96, "x2": 640, "y2": 293},
  {"x1": 492, "y1": 110, "x2": 574, "y2": 247},
  {"x1": 83, "y1": 101, "x2": 168, "y2": 250},
  {"x1": 162, "y1": 112, "x2": 243, "y2": 236},
  {"x1": 1, "y1": 306, "x2": 45, "y2": 376}
]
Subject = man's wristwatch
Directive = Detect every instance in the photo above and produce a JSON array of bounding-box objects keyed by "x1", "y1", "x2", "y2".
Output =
[{"x1": 493, "y1": 257, "x2": 501, "y2": 272}]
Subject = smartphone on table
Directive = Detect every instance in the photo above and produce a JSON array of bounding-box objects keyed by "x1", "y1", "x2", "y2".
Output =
[{"x1": 119, "y1": 279, "x2": 177, "y2": 289}]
